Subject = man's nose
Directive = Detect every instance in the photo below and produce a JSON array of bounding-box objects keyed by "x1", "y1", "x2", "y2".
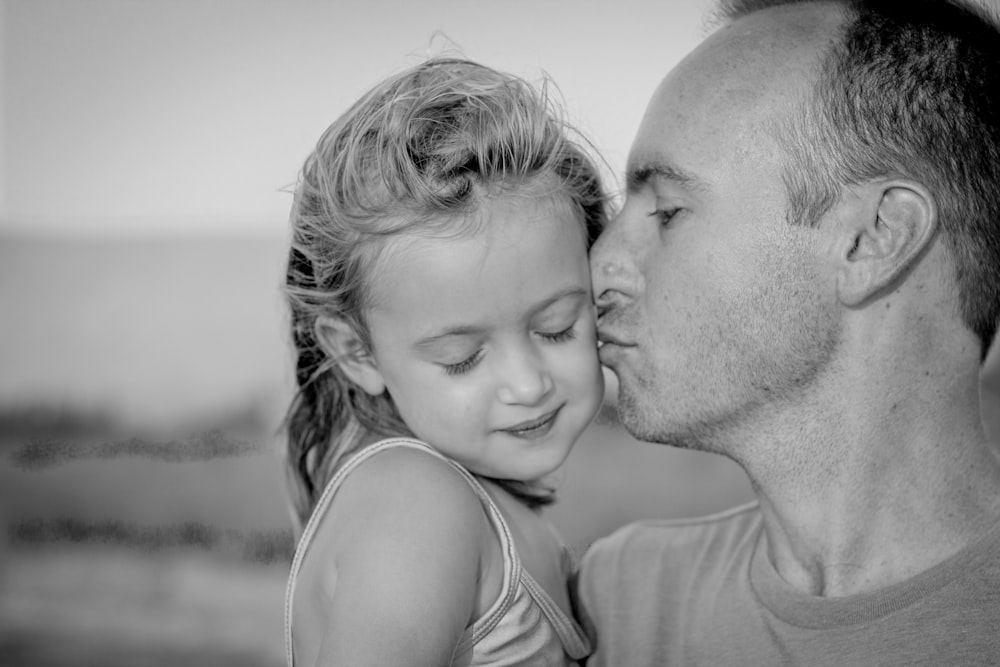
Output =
[{"x1": 590, "y1": 214, "x2": 641, "y2": 309}]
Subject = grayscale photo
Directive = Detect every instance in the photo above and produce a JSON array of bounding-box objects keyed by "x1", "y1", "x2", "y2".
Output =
[{"x1": 2, "y1": 1, "x2": 999, "y2": 665}]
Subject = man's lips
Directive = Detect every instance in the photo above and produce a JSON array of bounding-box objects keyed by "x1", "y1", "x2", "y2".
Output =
[
  {"x1": 597, "y1": 329, "x2": 634, "y2": 368},
  {"x1": 597, "y1": 330, "x2": 635, "y2": 348}
]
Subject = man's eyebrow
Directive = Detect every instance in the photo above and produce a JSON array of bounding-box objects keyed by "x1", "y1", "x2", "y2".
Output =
[
  {"x1": 626, "y1": 158, "x2": 707, "y2": 193},
  {"x1": 413, "y1": 287, "x2": 589, "y2": 350}
]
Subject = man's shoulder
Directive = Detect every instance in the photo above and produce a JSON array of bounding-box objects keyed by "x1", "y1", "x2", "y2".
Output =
[
  {"x1": 574, "y1": 501, "x2": 764, "y2": 648},
  {"x1": 581, "y1": 501, "x2": 763, "y2": 573}
]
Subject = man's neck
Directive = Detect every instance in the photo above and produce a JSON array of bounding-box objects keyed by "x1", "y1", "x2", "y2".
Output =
[{"x1": 734, "y1": 362, "x2": 1000, "y2": 597}]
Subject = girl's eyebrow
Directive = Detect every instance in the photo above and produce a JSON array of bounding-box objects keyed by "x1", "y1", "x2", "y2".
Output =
[
  {"x1": 413, "y1": 287, "x2": 589, "y2": 350},
  {"x1": 530, "y1": 286, "x2": 590, "y2": 315},
  {"x1": 414, "y1": 325, "x2": 485, "y2": 350}
]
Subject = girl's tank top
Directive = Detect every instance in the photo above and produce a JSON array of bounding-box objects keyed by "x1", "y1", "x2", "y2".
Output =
[{"x1": 284, "y1": 437, "x2": 592, "y2": 666}]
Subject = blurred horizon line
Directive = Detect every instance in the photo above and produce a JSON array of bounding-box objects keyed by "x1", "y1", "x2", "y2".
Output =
[{"x1": 0, "y1": 218, "x2": 290, "y2": 241}]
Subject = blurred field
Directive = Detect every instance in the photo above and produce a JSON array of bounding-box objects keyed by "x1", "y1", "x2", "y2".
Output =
[
  {"x1": 0, "y1": 426, "x2": 291, "y2": 666},
  {"x1": 0, "y1": 415, "x2": 755, "y2": 666},
  {"x1": 1, "y1": 235, "x2": 998, "y2": 666},
  {"x1": 1, "y1": 546, "x2": 287, "y2": 666}
]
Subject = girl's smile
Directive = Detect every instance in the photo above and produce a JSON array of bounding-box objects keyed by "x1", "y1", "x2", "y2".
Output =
[
  {"x1": 360, "y1": 187, "x2": 604, "y2": 482},
  {"x1": 497, "y1": 405, "x2": 563, "y2": 439}
]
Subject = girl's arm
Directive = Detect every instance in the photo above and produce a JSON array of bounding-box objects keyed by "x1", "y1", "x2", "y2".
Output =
[{"x1": 310, "y1": 447, "x2": 489, "y2": 666}]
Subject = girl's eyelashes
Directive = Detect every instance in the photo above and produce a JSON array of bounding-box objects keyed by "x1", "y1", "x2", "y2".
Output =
[
  {"x1": 443, "y1": 350, "x2": 483, "y2": 376},
  {"x1": 538, "y1": 326, "x2": 576, "y2": 343},
  {"x1": 441, "y1": 325, "x2": 576, "y2": 376}
]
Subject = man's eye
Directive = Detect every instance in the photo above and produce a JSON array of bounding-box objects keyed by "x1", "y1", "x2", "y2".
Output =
[
  {"x1": 651, "y1": 208, "x2": 681, "y2": 227},
  {"x1": 443, "y1": 350, "x2": 483, "y2": 376}
]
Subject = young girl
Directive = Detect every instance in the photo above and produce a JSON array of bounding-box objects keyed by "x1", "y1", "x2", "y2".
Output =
[{"x1": 282, "y1": 58, "x2": 607, "y2": 666}]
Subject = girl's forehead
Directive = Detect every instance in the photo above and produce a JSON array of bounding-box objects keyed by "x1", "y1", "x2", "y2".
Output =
[
  {"x1": 364, "y1": 192, "x2": 589, "y2": 313},
  {"x1": 376, "y1": 185, "x2": 582, "y2": 258}
]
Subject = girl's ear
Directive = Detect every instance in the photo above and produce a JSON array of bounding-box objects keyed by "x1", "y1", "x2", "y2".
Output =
[{"x1": 314, "y1": 316, "x2": 386, "y2": 396}]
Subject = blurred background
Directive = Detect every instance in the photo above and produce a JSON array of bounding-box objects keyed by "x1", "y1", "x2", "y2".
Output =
[{"x1": 1, "y1": 1, "x2": 998, "y2": 665}]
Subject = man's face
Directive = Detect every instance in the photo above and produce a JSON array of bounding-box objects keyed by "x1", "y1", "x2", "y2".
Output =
[{"x1": 590, "y1": 5, "x2": 843, "y2": 451}]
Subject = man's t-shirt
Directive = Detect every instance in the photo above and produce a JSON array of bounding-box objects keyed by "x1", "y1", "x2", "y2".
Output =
[{"x1": 575, "y1": 502, "x2": 1000, "y2": 666}]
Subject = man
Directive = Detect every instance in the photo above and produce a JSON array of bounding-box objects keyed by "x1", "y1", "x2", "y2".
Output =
[{"x1": 577, "y1": 0, "x2": 1000, "y2": 664}]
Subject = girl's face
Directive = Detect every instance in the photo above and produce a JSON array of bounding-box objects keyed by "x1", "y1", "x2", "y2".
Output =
[{"x1": 363, "y1": 190, "x2": 604, "y2": 481}]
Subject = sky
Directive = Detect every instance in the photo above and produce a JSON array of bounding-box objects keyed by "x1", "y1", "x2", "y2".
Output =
[
  {"x1": 1, "y1": 0, "x2": 714, "y2": 238},
  {"x1": 3, "y1": 0, "x2": 999, "y2": 428},
  {"x1": 0, "y1": 0, "x2": 716, "y2": 427}
]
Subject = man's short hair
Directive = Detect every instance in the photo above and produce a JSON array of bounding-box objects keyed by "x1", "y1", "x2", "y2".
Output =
[{"x1": 717, "y1": 0, "x2": 1000, "y2": 358}]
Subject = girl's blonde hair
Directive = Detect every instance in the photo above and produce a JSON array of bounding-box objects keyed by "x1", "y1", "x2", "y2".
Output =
[{"x1": 283, "y1": 58, "x2": 607, "y2": 527}]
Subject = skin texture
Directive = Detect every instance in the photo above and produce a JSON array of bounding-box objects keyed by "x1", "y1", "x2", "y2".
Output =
[
  {"x1": 295, "y1": 187, "x2": 604, "y2": 665},
  {"x1": 360, "y1": 189, "x2": 603, "y2": 483},
  {"x1": 593, "y1": 3, "x2": 843, "y2": 454},
  {"x1": 591, "y1": 2, "x2": 1000, "y2": 597}
]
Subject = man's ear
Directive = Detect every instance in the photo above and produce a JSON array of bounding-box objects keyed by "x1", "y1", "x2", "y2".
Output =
[
  {"x1": 836, "y1": 180, "x2": 937, "y2": 307},
  {"x1": 314, "y1": 316, "x2": 386, "y2": 396}
]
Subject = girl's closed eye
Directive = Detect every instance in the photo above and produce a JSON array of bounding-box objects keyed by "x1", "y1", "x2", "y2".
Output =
[
  {"x1": 443, "y1": 324, "x2": 576, "y2": 375},
  {"x1": 538, "y1": 325, "x2": 576, "y2": 343},
  {"x1": 443, "y1": 349, "x2": 483, "y2": 376}
]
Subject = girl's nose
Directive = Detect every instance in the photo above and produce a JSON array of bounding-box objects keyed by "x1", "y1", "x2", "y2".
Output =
[{"x1": 496, "y1": 351, "x2": 554, "y2": 406}]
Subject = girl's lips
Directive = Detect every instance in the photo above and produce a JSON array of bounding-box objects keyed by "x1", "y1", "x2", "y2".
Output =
[{"x1": 500, "y1": 407, "x2": 561, "y2": 438}]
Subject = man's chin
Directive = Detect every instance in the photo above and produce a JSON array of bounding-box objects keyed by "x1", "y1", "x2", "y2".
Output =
[
  {"x1": 614, "y1": 390, "x2": 711, "y2": 452},
  {"x1": 612, "y1": 391, "x2": 661, "y2": 443}
]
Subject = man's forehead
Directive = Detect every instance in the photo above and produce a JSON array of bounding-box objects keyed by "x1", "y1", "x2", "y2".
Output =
[
  {"x1": 674, "y1": 2, "x2": 838, "y2": 92},
  {"x1": 717, "y1": 1, "x2": 845, "y2": 52},
  {"x1": 637, "y1": 4, "x2": 833, "y2": 139}
]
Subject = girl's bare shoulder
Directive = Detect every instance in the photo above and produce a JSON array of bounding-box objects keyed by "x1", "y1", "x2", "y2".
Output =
[
  {"x1": 318, "y1": 446, "x2": 490, "y2": 554},
  {"x1": 294, "y1": 446, "x2": 493, "y2": 663}
]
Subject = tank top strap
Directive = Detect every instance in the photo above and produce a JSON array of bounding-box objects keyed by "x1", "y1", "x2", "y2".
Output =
[
  {"x1": 396, "y1": 442, "x2": 525, "y2": 645},
  {"x1": 283, "y1": 437, "x2": 521, "y2": 667},
  {"x1": 518, "y1": 568, "x2": 593, "y2": 659},
  {"x1": 439, "y1": 447, "x2": 592, "y2": 657}
]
